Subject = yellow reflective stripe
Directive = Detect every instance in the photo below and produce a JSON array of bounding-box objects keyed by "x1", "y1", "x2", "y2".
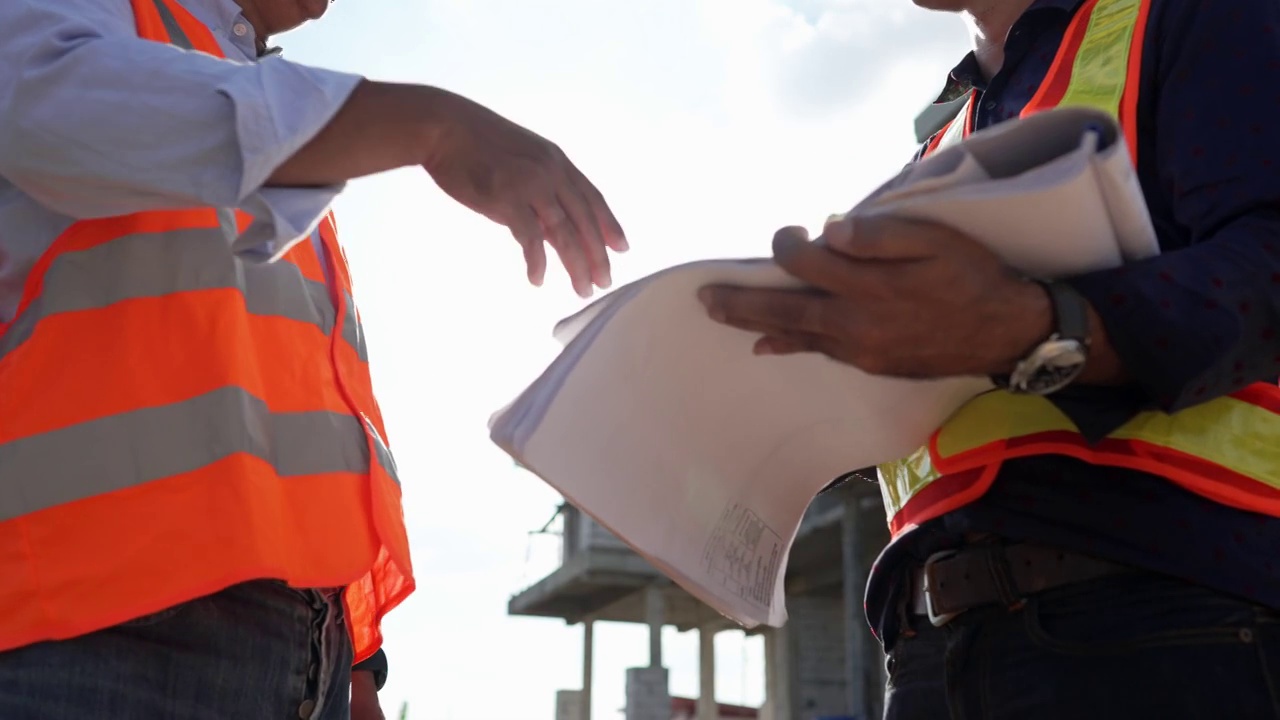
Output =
[
  {"x1": 880, "y1": 0, "x2": 1150, "y2": 524},
  {"x1": 934, "y1": 391, "x2": 1280, "y2": 487},
  {"x1": 877, "y1": 446, "x2": 935, "y2": 519},
  {"x1": 1057, "y1": 0, "x2": 1142, "y2": 117},
  {"x1": 934, "y1": 392, "x2": 1073, "y2": 458},
  {"x1": 1110, "y1": 399, "x2": 1280, "y2": 487}
]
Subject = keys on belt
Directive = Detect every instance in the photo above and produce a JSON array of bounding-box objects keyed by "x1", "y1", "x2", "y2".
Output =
[{"x1": 909, "y1": 542, "x2": 1132, "y2": 627}]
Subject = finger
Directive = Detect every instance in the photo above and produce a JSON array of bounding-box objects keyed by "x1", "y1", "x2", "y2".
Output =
[
  {"x1": 822, "y1": 215, "x2": 943, "y2": 262},
  {"x1": 775, "y1": 225, "x2": 810, "y2": 244},
  {"x1": 509, "y1": 206, "x2": 547, "y2": 287},
  {"x1": 698, "y1": 286, "x2": 836, "y2": 337},
  {"x1": 536, "y1": 200, "x2": 593, "y2": 298},
  {"x1": 568, "y1": 163, "x2": 628, "y2": 253},
  {"x1": 820, "y1": 215, "x2": 854, "y2": 250},
  {"x1": 555, "y1": 184, "x2": 612, "y2": 290},
  {"x1": 771, "y1": 231, "x2": 872, "y2": 296},
  {"x1": 754, "y1": 333, "x2": 827, "y2": 356}
]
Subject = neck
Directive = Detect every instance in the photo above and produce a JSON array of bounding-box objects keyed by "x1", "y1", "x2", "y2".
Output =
[
  {"x1": 964, "y1": 0, "x2": 1035, "y2": 80},
  {"x1": 233, "y1": 0, "x2": 271, "y2": 52}
]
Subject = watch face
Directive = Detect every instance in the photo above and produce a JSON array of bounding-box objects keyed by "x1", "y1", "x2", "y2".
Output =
[{"x1": 1012, "y1": 338, "x2": 1089, "y2": 395}]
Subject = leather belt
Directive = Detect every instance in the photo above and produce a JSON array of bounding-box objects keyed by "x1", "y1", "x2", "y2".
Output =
[{"x1": 909, "y1": 542, "x2": 1132, "y2": 627}]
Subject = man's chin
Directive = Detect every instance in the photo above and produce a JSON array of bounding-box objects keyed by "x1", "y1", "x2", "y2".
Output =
[
  {"x1": 911, "y1": 0, "x2": 969, "y2": 10},
  {"x1": 301, "y1": 0, "x2": 330, "y2": 21}
]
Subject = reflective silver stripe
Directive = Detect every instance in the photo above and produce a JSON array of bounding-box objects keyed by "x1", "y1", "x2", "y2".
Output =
[
  {"x1": 0, "y1": 227, "x2": 352, "y2": 360},
  {"x1": 0, "y1": 386, "x2": 370, "y2": 521},
  {"x1": 150, "y1": 0, "x2": 194, "y2": 50},
  {"x1": 363, "y1": 415, "x2": 399, "y2": 483},
  {"x1": 340, "y1": 291, "x2": 370, "y2": 362}
]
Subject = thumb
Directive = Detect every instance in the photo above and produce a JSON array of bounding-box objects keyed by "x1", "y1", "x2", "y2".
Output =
[
  {"x1": 821, "y1": 215, "x2": 939, "y2": 262},
  {"x1": 773, "y1": 225, "x2": 810, "y2": 245}
]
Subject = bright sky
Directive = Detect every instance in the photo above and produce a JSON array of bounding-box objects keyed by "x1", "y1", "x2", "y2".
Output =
[{"x1": 282, "y1": 2, "x2": 968, "y2": 717}]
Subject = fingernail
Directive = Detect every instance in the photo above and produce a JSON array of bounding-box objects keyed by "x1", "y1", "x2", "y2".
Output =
[
  {"x1": 754, "y1": 338, "x2": 777, "y2": 355},
  {"x1": 616, "y1": 237, "x2": 630, "y2": 252}
]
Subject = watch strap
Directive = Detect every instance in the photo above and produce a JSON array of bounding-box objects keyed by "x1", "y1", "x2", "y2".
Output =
[
  {"x1": 991, "y1": 280, "x2": 1090, "y2": 391},
  {"x1": 353, "y1": 647, "x2": 388, "y2": 691},
  {"x1": 1042, "y1": 279, "x2": 1090, "y2": 344}
]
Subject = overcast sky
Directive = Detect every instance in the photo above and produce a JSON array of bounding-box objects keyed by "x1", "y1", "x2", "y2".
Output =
[{"x1": 281, "y1": 1, "x2": 968, "y2": 717}]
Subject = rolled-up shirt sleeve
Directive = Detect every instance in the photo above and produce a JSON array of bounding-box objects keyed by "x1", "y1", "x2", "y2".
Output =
[{"x1": 0, "y1": 0, "x2": 363, "y2": 255}]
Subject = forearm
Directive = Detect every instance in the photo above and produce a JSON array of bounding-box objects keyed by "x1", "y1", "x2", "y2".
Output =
[
  {"x1": 1075, "y1": 302, "x2": 1130, "y2": 386},
  {"x1": 267, "y1": 81, "x2": 446, "y2": 188}
]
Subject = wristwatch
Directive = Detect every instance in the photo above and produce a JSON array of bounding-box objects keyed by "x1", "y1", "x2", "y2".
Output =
[
  {"x1": 995, "y1": 280, "x2": 1091, "y2": 396},
  {"x1": 353, "y1": 647, "x2": 388, "y2": 691}
]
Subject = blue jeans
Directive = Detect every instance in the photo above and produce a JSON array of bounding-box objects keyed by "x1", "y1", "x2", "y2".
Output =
[
  {"x1": 884, "y1": 571, "x2": 1280, "y2": 719},
  {"x1": 0, "y1": 580, "x2": 352, "y2": 720}
]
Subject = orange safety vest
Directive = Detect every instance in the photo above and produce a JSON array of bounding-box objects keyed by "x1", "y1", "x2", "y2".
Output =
[
  {"x1": 0, "y1": 0, "x2": 414, "y2": 662},
  {"x1": 878, "y1": 0, "x2": 1280, "y2": 538}
]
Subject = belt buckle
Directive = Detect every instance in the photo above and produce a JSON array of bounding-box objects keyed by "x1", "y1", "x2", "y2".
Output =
[{"x1": 922, "y1": 549, "x2": 961, "y2": 627}]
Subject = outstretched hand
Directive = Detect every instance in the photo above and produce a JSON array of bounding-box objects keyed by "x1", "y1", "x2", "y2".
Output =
[{"x1": 421, "y1": 92, "x2": 628, "y2": 298}]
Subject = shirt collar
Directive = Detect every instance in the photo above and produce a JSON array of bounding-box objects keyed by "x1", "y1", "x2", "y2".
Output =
[
  {"x1": 180, "y1": 0, "x2": 281, "y2": 59},
  {"x1": 928, "y1": 0, "x2": 1085, "y2": 104}
]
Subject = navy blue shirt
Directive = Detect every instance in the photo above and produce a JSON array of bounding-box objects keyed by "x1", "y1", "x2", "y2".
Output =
[{"x1": 865, "y1": 0, "x2": 1280, "y2": 647}]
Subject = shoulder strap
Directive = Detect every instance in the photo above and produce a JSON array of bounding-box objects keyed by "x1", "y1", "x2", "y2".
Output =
[{"x1": 130, "y1": 0, "x2": 227, "y2": 58}]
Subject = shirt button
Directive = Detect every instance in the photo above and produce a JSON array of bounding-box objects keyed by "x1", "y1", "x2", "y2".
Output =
[
  {"x1": 297, "y1": 699, "x2": 316, "y2": 718},
  {"x1": 985, "y1": 100, "x2": 998, "y2": 110},
  {"x1": 232, "y1": 23, "x2": 249, "y2": 37}
]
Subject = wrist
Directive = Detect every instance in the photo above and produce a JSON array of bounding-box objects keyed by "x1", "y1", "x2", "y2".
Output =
[
  {"x1": 1075, "y1": 301, "x2": 1130, "y2": 386},
  {"x1": 406, "y1": 84, "x2": 457, "y2": 168},
  {"x1": 991, "y1": 278, "x2": 1055, "y2": 375}
]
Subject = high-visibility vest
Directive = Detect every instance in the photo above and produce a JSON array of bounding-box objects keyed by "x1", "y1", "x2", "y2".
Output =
[
  {"x1": 0, "y1": 0, "x2": 414, "y2": 662},
  {"x1": 877, "y1": 0, "x2": 1280, "y2": 539}
]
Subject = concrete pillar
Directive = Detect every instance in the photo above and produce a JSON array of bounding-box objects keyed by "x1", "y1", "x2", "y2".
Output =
[
  {"x1": 841, "y1": 498, "x2": 873, "y2": 719},
  {"x1": 628, "y1": 585, "x2": 671, "y2": 720},
  {"x1": 697, "y1": 627, "x2": 717, "y2": 720},
  {"x1": 625, "y1": 667, "x2": 671, "y2": 720},
  {"x1": 785, "y1": 596, "x2": 845, "y2": 717},
  {"x1": 645, "y1": 585, "x2": 664, "y2": 668},
  {"x1": 763, "y1": 626, "x2": 790, "y2": 720},
  {"x1": 556, "y1": 690, "x2": 584, "y2": 720},
  {"x1": 582, "y1": 620, "x2": 594, "y2": 720},
  {"x1": 835, "y1": 491, "x2": 892, "y2": 720}
]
